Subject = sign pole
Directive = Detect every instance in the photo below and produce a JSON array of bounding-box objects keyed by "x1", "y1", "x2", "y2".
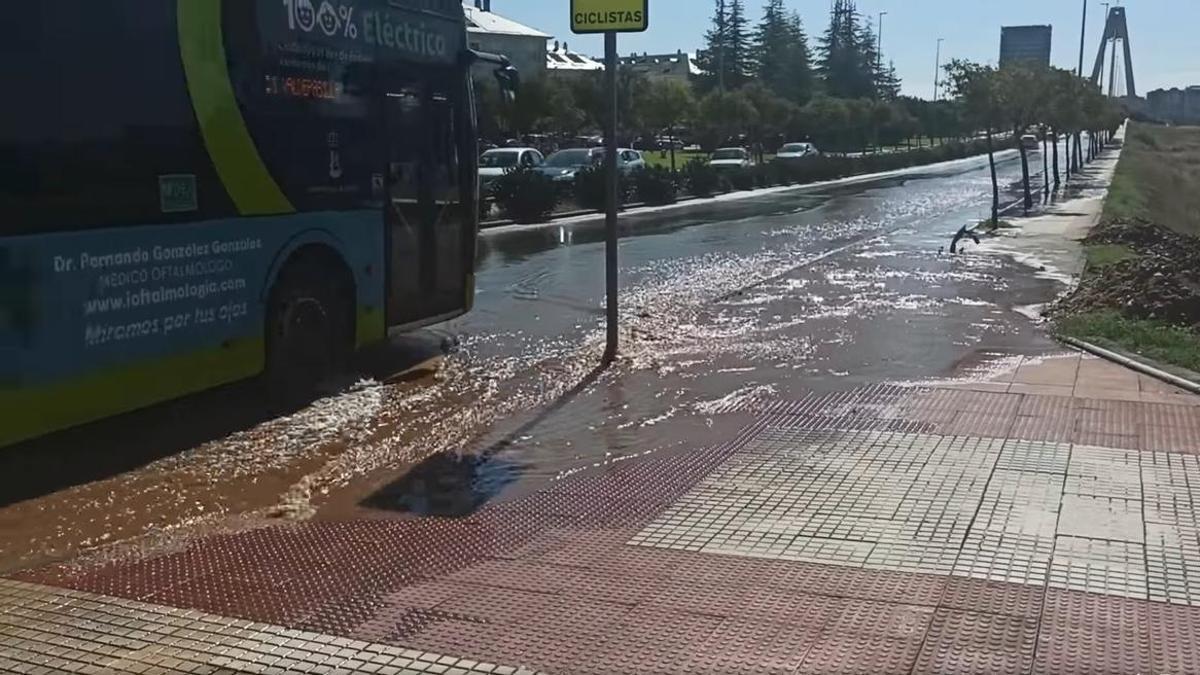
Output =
[
  {"x1": 602, "y1": 30, "x2": 619, "y2": 366},
  {"x1": 571, "y1": 0, "x2": 647, "y2": 366}
]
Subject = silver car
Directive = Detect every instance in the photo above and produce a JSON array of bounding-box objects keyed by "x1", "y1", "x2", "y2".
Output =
[
  {"x1": 479, "y1": 147, "x2": 544, "y2": 193},
  {"x1": 538, "y1": 148, "x2": 646, "y2": 183}
]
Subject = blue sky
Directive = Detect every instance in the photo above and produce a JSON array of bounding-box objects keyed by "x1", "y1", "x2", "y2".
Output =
[{"x1": 496, "y1": 1, "x2": 1196, "y2": 98}]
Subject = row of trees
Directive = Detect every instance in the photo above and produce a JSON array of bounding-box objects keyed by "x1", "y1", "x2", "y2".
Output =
[
  {"x1": 697, "y1": 0, "x2": 897, "y2": 102},
  {"x1": 480, "y1": 0, "x2": 933, "y2": 157},
  {"x1": 944, "y1": 61, "x2": 1126, "y2": 224}
]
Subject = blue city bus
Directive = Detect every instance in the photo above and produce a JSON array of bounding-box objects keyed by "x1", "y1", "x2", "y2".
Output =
[{"x1": 0, "y1": 0, "x2": 513, "y2": 447}]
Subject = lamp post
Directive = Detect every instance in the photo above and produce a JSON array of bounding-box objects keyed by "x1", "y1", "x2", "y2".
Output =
[
  {"x1": 933, "y1": 38, "x2": 944, "y2": 101},
  {"x1": 1077, "y1": 0, "x2": 1088, "y2": 76},
  {"x1": 877, "y1": 11, "x2": 888, "y2": 72}
]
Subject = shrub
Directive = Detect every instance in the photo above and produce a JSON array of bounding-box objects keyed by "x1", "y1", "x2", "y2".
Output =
[
  {"x1": 729, "y1": 168, "x2": 756, "y2": 191},
  {"x1": 633, "y1": 167, "x2": 677, "y2": 206},
  {"x1": 491, "y1": 166, "x2": 558, "y2": 223},
  {"x1": 683, "y1": 159, "x2": 720, "y2": 197},
  {"x1": 574, "y1": 166, "x2": 629, "y2": 211}
]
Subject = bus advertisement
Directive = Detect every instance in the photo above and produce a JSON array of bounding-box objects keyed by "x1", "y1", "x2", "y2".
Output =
[{"x1": 0, "y1": 0, "x2": 503, "y2": 447}]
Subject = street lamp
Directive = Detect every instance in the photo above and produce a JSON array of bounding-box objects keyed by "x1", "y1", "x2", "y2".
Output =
[
  {"x1": 933, "y1": 38, "x2": 944, "y2": 101},
  {"x1": 877, "y1": 11, "x2": 888, "y2": 72}
]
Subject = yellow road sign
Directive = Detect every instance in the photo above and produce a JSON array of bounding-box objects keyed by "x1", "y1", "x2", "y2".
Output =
[{"x1": 571, "y1": 0, "x2": 649, "y2": 34}]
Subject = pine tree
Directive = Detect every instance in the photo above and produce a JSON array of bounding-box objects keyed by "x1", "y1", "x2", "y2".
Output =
[
  {"x1": 878, "y1": 60, "x2": 902, "y2": 100},
  {"x1": 856, "y1": 16, "x2": 881, "y2": 97},
  {"x1": 726, "y1": 0, "x2": 752, "y2": 88},
  {"x1": 752, "y1": 0, "x2": 789, "y2": 93},
  {"x1": 784, "y1": 12, "x2": 815, "y2": 104},
  {"x1": 754, "y1": 2, "x2": 813, "y2": 104},
  {"x1": 696, "y1": 0, "x2": 729, "y2": 91},
  {"x1": 817, "y1": 0, "x2": 876, "y2": 99}
]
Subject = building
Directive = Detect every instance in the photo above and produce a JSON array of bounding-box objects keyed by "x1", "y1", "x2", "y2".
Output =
[
  {"x1": 464, "y1": 1, "x2": 550, "y2": 81},
  {"x1": 999, "y1": 25, "x2": 1053, "y2": 69},
  {"x1": 546, "y1": 40, "x2": 604, "y2": 80},
  {"x1": 1147, "y1": 86, "x2": 1200, "y2": 125},
  {"x1": 619, "y1": 51, "x2": 702, "y2": 84}
]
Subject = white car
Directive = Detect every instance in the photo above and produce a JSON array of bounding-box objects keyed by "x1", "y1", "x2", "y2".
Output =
[
  {"x1": 1020, "y1": 134, "x2": 1040, "y2": 151},
  {"x1": 709, "y1": 147, "x2": 754, "y2": 171},
  {"x1": 479, "y1": 147, "x2": 544, "y2": 192},
  {"x1": 775, "y1": 142, "x2": 821, "y2": 162}
]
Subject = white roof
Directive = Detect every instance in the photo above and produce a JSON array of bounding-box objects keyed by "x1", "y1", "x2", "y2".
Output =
[
  {"x1": 463, "y1": 4, "x2": 550, "y2": 38},
  {"x1": 547, "y1": 45, "x2": 603, "y2": 71}
]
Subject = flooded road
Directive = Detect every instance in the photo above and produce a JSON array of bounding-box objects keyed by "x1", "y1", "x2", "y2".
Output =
[{"x1": 0, "y1": 151, "x2": 1086, "y2": 571}]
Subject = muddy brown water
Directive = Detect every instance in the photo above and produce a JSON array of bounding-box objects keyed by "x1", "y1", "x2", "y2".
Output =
[{"x1": 0, "y1": 151, "x2": 1092, "y2": 573}]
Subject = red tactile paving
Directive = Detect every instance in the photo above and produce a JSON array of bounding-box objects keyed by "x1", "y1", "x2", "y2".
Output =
[
  {"x1": 1032, "y1": 588, "x2": 1156, "y2": 675},
  {"x1": 938, "y1": 576, "x2": 1045, "y2": 619},
  {"x1": 913, "y1": 608, "x2": 1038, "y2": 675},
  {"x1": 797, "y1": 600, "x2": 933, "y2": 675},
  {"x1": 14, "y1": 385, "x2": 1200, "y2": 674}
]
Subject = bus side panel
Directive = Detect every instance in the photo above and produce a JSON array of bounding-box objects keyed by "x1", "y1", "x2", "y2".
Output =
[{"x1": 0, "y1": 212, "x2": 384, "y2": 448}]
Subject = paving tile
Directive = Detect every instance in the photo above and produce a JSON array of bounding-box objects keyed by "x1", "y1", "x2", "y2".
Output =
[
  {"x1": 912, "y1": 609, "x2": 1038, "y2": 675},
  {"x1": 1033, "y1": 588, "x2": 1154, "y2": 675},
  {"x1": 1048, "y1": 537, "x2": 1148, "y2": 600},
  {"x1": 1056, "y1": 495, "x2": 1145, "y2": 543},
  {"x1": 938, "y1": 576, "x2": 1045, "y2": 619}
]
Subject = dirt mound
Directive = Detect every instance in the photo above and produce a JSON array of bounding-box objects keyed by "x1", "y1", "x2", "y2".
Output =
[{"x1": 1055, "y1": 219, "x2": 1200, "y2": 328}]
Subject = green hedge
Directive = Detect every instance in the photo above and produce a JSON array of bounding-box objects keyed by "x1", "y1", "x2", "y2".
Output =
[{"x1": 483, "y1": 137, "x2": 1009, "y2": 224}]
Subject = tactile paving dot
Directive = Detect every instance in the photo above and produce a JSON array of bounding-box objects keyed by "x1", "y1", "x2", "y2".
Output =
[{"x1": 913, "y1": 609, "x2": 1038, "y2": 675}]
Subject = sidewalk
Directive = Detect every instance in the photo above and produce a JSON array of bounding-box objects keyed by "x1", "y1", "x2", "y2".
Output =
[{"x1": 5, "y1": 352, "x2": 1200, "y2": 674}]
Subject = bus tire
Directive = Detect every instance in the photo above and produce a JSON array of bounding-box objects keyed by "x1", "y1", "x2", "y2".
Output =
[{"x1": 264, "y1": 250, "x2": 354, "y2": 404}]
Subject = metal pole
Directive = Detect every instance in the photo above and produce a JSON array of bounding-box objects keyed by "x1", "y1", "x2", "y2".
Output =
[
  {"x1": 933, "y1": 38, "x2": 943, "y2": 101},
  {"x1": 877, "y1": 12, "x2": 887, "y2": 72},
  {"x1": 1077, "y1": 0, "x2": 1088, "y2": 77},
  {"x1": 603, "y1": 31, "x2": 619, "y2": 366}
]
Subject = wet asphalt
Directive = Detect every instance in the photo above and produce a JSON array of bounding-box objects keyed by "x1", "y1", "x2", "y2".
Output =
[{"x1": 0, "y1": 148, "x2": 1085, "y2": 571}]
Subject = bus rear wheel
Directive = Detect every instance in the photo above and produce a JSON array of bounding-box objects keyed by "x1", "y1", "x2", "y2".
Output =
[{"x1": 265, "y1": 253, "x2": 353, "y2": 404}]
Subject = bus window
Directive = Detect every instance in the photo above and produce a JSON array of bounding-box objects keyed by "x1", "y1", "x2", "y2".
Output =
[{"x1": 386, "y1": 91, "x2": 422, "y2": 204}]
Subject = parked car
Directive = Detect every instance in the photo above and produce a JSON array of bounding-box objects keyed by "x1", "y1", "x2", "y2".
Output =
[
  {"x1": 478, "y1": 147, "x2": 543, "y2": 193},
  {"x1": 775, "y1": 142, "x2": 821, "y2": 162},
  {"x1": 709, "y1": 147, "x2": 754, "y2": 171},
  {"x1": 538, "y1": 148, "x2": 645, "y2": 183},
  {"x1": 1021, "y1": 134, "x2": 1040, "y2": 151}
]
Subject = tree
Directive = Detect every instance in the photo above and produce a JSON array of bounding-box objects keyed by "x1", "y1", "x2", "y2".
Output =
[
  {"x1": 995, "y1": 64, "x2": 1048, "y2": 211},
  {"x1": 783, "y1": 12, "x2": 816, "y2": 105},
  {"x1": 817, "y1": 0, "x2": 876, "y2": 100},
  {"x1": 638, "y1": 79, "x2": 697, "y2": 173},
  {"x1": 696, "y1": 0, "x2": 729, "y2": 92},
  {"x1": 945, "y1": 60, "x2": 1003, "y2": 225},
  {"x1": 696, "y1": 89, "x2": 759, "y2": 150},
  {"x1": 741, "y1": 82, "x2": 795, "y2": 160},
  {"x1": 877, "y1": 61, "x2": 902, "y2": 100},
  {"x1": 697, "y1": 0, "x2": 752, "y2": 91},
  {"x1": 726, "y1": 0, "x2": 753, "y2": 88},
  {"x1": 752, "y1": 0, "x2": 791, "y2": 96}
]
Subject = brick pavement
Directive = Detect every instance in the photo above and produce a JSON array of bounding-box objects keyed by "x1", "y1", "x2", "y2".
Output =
[{"x1": 5, "y1": 354, "x2": 1200, "y2": 674}]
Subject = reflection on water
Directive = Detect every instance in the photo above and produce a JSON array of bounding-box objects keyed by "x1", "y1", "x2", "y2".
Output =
[{"x1": 0, "y1": 151, "x2": 1090, "y2": 569}]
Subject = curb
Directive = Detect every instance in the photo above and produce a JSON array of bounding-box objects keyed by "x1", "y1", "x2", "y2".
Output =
[{"x1": 1056, "y1": 335, "x2": 1200, "y2": 396}]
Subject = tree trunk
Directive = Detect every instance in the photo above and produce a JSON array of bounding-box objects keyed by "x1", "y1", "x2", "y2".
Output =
[
  {"x1": 1042, "y1": 133, "x2": 1050, "y2": 196},
  {"x1": 669, "y1": 125, "x2": 677, "y2": 176},
  {"x1": 1052, "y1": 130, "x2": 1061, "y2": 187},
  {"x1": 987, "y1": 128, "x2": 999, "y2": 225},
  {"x1": 1017, "y1": 127, "x2": 1033, "y2": 212}
]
